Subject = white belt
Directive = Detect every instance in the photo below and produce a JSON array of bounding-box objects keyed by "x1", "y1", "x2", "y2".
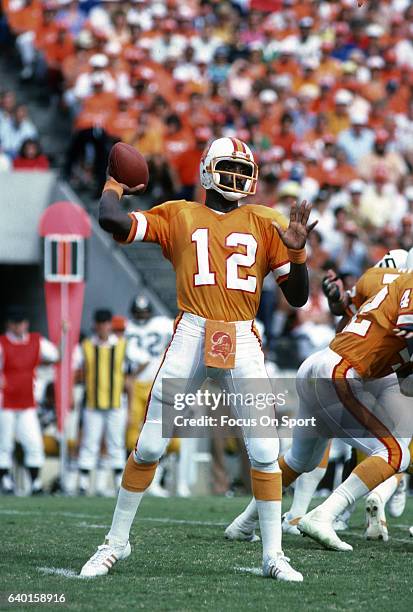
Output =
[{"x1": 181, "y1": 311, "x2": 254, "y2": 333}]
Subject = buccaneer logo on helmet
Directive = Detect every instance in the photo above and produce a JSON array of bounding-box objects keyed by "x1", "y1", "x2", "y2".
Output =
[
  {"x1": 209, "y1": 331, "x2": 234, "y2": 362},
  {"x1": 375, "y1": 249, "x2": 408, "y2": 270},
  {"x1": 200, "y1": 137, "x2": 258, "y2": 201}
]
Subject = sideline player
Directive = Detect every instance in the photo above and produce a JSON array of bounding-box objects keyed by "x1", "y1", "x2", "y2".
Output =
[
  {"x1": 0, "y1": 307, "x2": 59, "y2": 495},
  {"x1": 80, "y1": 136, "x2": 317, "y2": 581},
  {"x1": 226, "y1": 250, "x2": 413, "y2": 546},
  {"x1": 125, "y1": 294, "x2": 175, "y2": 497}
]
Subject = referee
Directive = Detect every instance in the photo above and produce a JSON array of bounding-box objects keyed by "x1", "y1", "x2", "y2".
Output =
[{"x1": 76, "y1": 309, "x2": 137, "y2": 495}]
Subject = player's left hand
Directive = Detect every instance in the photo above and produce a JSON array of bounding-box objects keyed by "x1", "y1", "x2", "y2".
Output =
[{"x1": 272, "y1": 200, "x2": 318, "y2": 250}]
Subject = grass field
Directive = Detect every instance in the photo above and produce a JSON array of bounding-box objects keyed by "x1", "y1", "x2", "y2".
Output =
[{"x1": 1, "y1": 495, "x2": 413, "y2": 612}]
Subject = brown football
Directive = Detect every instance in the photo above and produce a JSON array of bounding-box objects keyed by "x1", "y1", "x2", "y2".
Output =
[{"x1": 108, "y1": 142, "x2": 149, "y2": 189}]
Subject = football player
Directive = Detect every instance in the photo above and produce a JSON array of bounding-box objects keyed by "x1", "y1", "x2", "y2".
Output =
[
  {"x1": 80, "y1": 136, "x2": 317, "y2": 581},
  {"x1": 321, "y1": 248, "x2": 413, "y2": 542},
  {"x1": 226, "y1": 248, "x2": 413, "y2": 546},
  {"x1": 125, "y1": 294, "x2": 175, "y2": 497}
]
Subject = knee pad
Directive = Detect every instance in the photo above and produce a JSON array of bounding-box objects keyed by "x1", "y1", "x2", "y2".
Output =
[
  {"x1": 135, "y1": 421, "x2": 169, "y2": 464},
  {"x1": 285, "y1": 446, "x2": 321, "y2": 474},
  {"x1": 399, "y1": 443, "x2": 411, "y2": 473},
  {"x1": 246, "y1": 438, "x2": 279, "y2": 472}
]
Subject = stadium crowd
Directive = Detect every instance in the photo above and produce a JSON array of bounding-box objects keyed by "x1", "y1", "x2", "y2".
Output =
[{"x1": 2, "y1": 2, "x2": 413, "y2": 245}]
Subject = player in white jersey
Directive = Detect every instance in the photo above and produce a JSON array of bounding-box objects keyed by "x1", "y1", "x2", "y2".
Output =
[{"x1": 125, "y1": 294, "x2": 175, "y2": 496}]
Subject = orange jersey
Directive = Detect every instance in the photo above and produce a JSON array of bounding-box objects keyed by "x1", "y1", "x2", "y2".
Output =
[
  {"x1": 331, "y1": 272, "x2": 413, "y2": 378},
  {"x1": 347, "y1": 267, "x2": 406, "y2": 314},
  {"x1": 117, "y1": 200, "x2": 291, "y2": 322}
]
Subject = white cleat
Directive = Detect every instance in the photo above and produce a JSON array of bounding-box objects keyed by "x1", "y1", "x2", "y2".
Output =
[
  {"x1": 333, "y1": 516, "x2": 349, "y2": 532},
  {"x1": 298, "y1": 509, "x2": 353, "y2": 552},
  {"x1": 146, "y1": 482, "x2": 170, "y2": 498},
  {"x1": 282, "y1": 513, "x2": 301, "y2": 536},
  {"x1": 224, "y1": 518, "x2": 260, "y2": 542},
  {"x1": 263, "y1": 554, "x2": 303, "y2": 582},
  {"x1": 80, "y1": 540, "x2": 131, "y2": 577},
  {"x1": 388, "y1": 475, "x2": 407, "y2": 518},
  {"x1": 409, "y1": 526, "x2": 413, "y2": 537},
  {"x1": 364, "y1": 494, "x2": 388, "y2": 542}
]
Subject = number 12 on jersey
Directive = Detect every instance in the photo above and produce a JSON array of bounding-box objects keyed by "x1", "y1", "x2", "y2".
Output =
[{"x1": 192, "y1": 228, "x2": 257, "y2": 293}]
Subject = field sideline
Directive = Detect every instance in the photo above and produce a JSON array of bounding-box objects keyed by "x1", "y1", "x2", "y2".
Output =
[{"x1": 1, "y1": 495, "x2": 413, "y2": 611}]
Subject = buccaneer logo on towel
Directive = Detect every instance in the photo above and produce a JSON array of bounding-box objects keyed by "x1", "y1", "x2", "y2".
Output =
[{"x1": 204, "y1": 320, "x2": 236, "y2": 369}]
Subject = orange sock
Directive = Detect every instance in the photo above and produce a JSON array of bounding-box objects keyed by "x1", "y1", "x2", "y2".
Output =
[
  {"x1": 278, "y1": 455, "x2": 300, "y2": 487},
  {"x1": 353, "y1": 456, "x2": 396, "y2": 490},
  {"x1": 251, "y1": 469, "x2": 281, "y2": 501},
  {"x1": 121, "y1": 453, "x2": 158, "y2": 492}
]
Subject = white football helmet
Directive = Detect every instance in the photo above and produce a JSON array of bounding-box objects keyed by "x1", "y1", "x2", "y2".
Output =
[
  {"x1": 406, "y1": 247, "x2": 413, "y2": 269},
  {"x1": 200, "y1": 137, "x2": 258, "y2": 201},
  {"x1": 375, "y1": 249, "x2": 408, "y2": 269}
]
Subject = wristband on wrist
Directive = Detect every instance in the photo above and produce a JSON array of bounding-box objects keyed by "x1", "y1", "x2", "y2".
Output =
[
  {"x1": 103, "y1": 178, "x2": 123, "y2": 199},
  {"x1": 287, "y1": 248, "x2": 307, "y2": 264}
]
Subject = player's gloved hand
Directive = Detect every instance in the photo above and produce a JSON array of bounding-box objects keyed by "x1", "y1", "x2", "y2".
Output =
[{"x1": 322, "y1": 270, "x2": 344, "y2": 303}]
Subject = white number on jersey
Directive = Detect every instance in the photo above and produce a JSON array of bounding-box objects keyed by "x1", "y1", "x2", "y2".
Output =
[
  {"x1": 191, "y1": 229, "x2": 257, "y2": 292},
  {"x1": 400, "y1": 289, "x2": 412, "y2": 310},
  {"x1": 192, "y1": 229, "x2": 216, "y2": 286},
  {"x1": 343, "y1": 286, "x2": 389, "y2": 337}
]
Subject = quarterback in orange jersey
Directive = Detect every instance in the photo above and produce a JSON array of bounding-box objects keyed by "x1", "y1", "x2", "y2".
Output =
[
  {"x1": 227, "y1": 254, "x2": 413, "y2": 551},
  {"x1": 80, "y1": 137, "x2": 318, "y2": 582}
]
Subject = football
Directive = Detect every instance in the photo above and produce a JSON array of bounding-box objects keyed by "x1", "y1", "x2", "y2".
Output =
[{"x1": 108, "y1": 142, "x2": 149, "y2": 189}]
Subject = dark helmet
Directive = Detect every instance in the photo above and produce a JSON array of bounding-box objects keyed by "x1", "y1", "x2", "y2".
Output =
[{"x1": 130, "y1": 294, "x2": 153, "y2": 320}]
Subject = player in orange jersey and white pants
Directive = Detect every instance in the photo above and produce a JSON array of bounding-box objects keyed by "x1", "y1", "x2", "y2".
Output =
[
  {"x1": 243, "y1": 272, "x2": 413, "y2": 552},
  {"x1": 228, "y1": 258, "x2": 413, "y2": 549},
  {"x1": 80, "y1": 137, "x2": 318, "y2": 582}
]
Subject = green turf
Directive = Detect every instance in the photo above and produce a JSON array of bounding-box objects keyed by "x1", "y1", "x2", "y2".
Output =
[{"x1": 0, "y1": 495, "x2": 412, "y2": 612}]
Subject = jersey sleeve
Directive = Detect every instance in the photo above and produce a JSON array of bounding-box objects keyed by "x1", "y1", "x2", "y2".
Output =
[
  {"x1": 114, "y1": 201, "x2": 175, "y2": 259},
  {"x1": 40, "y1": 337, "x2": 59, "y2": 363},
  {"x1": 266, "y1": 212, "x2": 290, "y2": 284},
  {"x1": 395, "y1": 280, "x2": 413, "y2": 332}
]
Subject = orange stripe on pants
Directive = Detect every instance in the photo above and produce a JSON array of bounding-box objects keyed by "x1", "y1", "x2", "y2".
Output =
[
  {"x1": 332, "y1": 359, "x2": 402, "y2": 472},
  {"x1": 319, "y1": 441, "x2": 331, "y2": 468}
]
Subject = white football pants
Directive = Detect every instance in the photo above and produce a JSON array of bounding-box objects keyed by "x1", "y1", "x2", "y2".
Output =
[
  {"x1": 78, "y1": 406, "x2": 127, "y2": 471},
  {"x1": 285, "y1": 348, "x2": 411, "y2": 474},
  {"x1": 134, "y1": 312, "x2": 280, "y2": 472},
  {"x1": 0, "y1": 408, "x2": 45, "y2": 469}
]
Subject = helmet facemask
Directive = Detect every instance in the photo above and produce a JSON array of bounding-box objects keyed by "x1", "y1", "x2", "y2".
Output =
[{"x1": 210, "y1": 157, "x2": 258, "y2": 201}]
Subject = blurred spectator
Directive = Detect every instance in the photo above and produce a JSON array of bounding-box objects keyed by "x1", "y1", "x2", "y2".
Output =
[
  {"x1": 64, "y1": 73, "x2": 116, "y2": 191},
  {"x1": 399, "y1": 215, "x2": 413, "y2": 251},
  {"x1": 359, "y1": 166, "x2": 396, "y2": 229},
  {"x1": 174, "y1": 127, "x2": 211, "y2": 200},
  {"x1": 13, "y1": 138, "x2": 49, "y2": 171},
  {"x1": 0, "y1": 104, "x2": 37, "y2": 157},
  {"x1": 0, "y1": 139, "x2": 12, "y2": 171},
  {"x1": 337, "y1": 113, "x2": 374, "y2": 166},
  {"x1": 359, "y1": 129, "x2": 407, "y2": 183},
  {"x1": 292, "y1": 273, "x2": 335, "y2": 361},
  {"x1": 335, "y1": 221, "x2": 368, "y2": 277}
]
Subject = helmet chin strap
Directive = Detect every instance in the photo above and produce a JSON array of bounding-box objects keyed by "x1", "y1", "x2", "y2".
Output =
[{"x1": 220, "y1": 189, "x2": 244, "y2": 202}]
